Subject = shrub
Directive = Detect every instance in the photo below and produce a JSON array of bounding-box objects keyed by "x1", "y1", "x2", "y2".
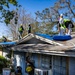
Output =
[{"x1": 0, "y1": 56, "x2": 10, "y2": 73}]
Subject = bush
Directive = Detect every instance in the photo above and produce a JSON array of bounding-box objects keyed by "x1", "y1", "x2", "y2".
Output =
[{"x1": 0, "y1": 56, "x2": 10, "y2": 73}]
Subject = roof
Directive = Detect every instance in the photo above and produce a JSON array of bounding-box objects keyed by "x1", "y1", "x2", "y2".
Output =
[
  {"x1": 6, "y1": 32, "x2": 75, "y2": 57},
  {"x1": 17, "y1": 33, "x2": 75, "y2": 46},
  {"x1": 56, "y1": 32, "x2": 75, "y2": 46},
  {"x1": 0, "y1": 41, "x2": 16, "y2": 46},
  {"x1": 12, "y1": 44, "x2": 75, "y2": 57},
  {"x1": 12, "y1": 44, "x2": 74, "y2": 51},
  {"x1": 17, "y1": 33, "x2": 64, "y2": 46}
]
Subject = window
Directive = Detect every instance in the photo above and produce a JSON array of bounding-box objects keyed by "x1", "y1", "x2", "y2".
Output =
[
  {"x1": 53, "y1": 56, "x2": 66, "y2": 75},
  {"x1": 41, "y1": 55, "x2": 52, "y2": 69}
]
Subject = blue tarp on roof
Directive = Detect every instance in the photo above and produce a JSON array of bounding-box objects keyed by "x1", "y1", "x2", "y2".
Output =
[
  {"x1": 0, "y1": 41, "x2": 16, "y2": 45},
  {"x1": 35, "y1": 33, "x2": 53, "y2": 40},
  {"x1": 53, "y1": 35, "x2": 72, "y2": 41},
  {"x1": 35, "y1": 33, "x2": 72, "y2": 41}
]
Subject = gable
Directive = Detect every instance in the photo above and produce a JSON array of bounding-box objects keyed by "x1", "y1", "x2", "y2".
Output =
[
  {"x1": 17, "y1": 33, "x2": 63, "y2": 46},
  {"x1": 19, "y1": 37, "x2": 51, "y2": 44}
]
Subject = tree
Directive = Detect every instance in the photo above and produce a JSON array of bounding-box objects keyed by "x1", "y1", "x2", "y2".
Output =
[
  {"x1": 0, "y1": 0, "x2": 20, "y2": 25},
  {"x1": 35, "y1": 8, "x2": 58, "y2": 34},
  {"x1": 8, "y1": 7, "x2": 35, "y2": 40},
  {"x1": 0, "y1": 56, "x2": 10, "y2": 73},
  {"x1": 35, "y1": 0, "x2": 75, "y2": 34},
  {"x1": 52, "y1": 0, "x2": 75, "y2": 20},
  {"x1": 35, "y1": 8, "x2": 52, "y2": 22}
]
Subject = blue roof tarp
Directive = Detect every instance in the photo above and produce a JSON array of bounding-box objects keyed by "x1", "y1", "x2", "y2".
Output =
[
  {"x1": 53, "y1": 35, "x2": 72, "y2": 41},
  {"x1": 0, "y1": 42, "x2": 16, "y2": 45},
  {"x1": 35, "y1": 33, "x2": 53, "y2": 40},
  {"x1": 36, "y1": 33, "x2": 72, "y2": 41}
]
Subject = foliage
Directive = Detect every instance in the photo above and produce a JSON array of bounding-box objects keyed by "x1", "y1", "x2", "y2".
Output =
[
  {"x1": 6, "y1": 50, "x2": 12, "y2": 59},
  {"x1": 8, "y1": 8, "x2": 35, "y2": 40},
  {"x1": 0, "y1": 56, "x2": 10, "y2": 73},
  {"x1": 52, "y1": 0, "x2": 75, "y2": 20},
  {"x1": 0, "y1": 0, "x2": 20, "y2": 25},
  {"x1": 35, "y1": 0, "x2": 75, "y2": 34},
  {"x1": 35, "y1": 8, "x2": 59, "y2": 34},
  {"x1": 0, "y1": 37, "x2": 11, "y2": 42},
  {"x1": 35, "y1": 0, "x2": 75, "y2": 22},
  {"x1": 31, "y1": 20, "x2": 57, "y2": 34}
]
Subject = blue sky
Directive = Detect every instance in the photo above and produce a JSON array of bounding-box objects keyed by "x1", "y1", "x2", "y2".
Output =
[
  {"x1": 0, "y1": 0, "x2": 56, "y2": 38},
  {"x1": 0, "y1": 23, "x2": 9, "y2": 38},
  {"x1": 17, "y1": 0, "x2": 56, "y2": 17}
]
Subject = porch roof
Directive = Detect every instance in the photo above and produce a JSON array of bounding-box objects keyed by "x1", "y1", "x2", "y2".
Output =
[{"x1": 0, "y1": 41, "x2": 16, "y2": 47}]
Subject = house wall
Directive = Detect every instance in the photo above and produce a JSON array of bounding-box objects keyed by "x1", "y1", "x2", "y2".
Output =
[
  {"x1": 26, "y1": 53, "x2": 41, "y2": 68},
  {"x1": 3, "y1": 49, "x2": 75, "y2": 75},
  {"x1": 2, "y1": 49, "x2": 26, "y2": 75},
  {"x1": 34, "y1": 53, "x2": 41, "y2": 68},
  {"x1": 53, "y1": 56, "x2": 67, "y2": 75},
  {"x1": 69, "y1": 57, "x2": 75, "y2": 75},
  {"x1": 26, "y1": 53, "x2": 52, "y2": 67},
  {"x1": 33, "y1": 54, "x2": 75, "y2": 75},
  {"x1": 30, "y1": 53, "x2": 69, "y2": 75},
  {"x1": 29, "y1": 53, "x2": 52, "y2": 75},
  {"x1": 14, "y1": 52, "x2": 26, "y2": 75}
]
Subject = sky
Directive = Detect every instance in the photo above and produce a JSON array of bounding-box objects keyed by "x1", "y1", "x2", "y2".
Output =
[
  {"x1": 17, "y1": 0, "x2": 56, "y2": 17},
  {"x1": 0, "y1": 0, "x2": 56, "y2": 38}
]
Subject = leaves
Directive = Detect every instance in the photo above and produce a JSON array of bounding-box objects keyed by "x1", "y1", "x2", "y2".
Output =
[
  {"x1": 35, "y1": 0, "x2": 75, "y2": 34},
  {"x1": 0, "y1": 0, "x2": 20, "y2": 25},
  {"x1": 0, "y1": 6, "x2": 3, "y2": 10},
  {"x1": 0, "y1": 56, "x2": 10, "y2": 73},
  {"x1": 8, "y1": 0, "x2": 18, "y2": 6},
  {"x1": 4, "y1": 3, "x2": 9, "y2": 8},
  {"x1": 2, "y1": 10, "x2": 15, "y2": 24}
]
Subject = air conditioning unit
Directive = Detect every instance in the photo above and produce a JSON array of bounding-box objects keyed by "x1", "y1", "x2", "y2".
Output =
[{"x1": 35, "y1": 68, "x2": 51, "y2": 75}]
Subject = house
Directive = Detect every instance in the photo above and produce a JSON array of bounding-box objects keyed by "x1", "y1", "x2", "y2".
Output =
[{"x1": 1, "y1": 33, "x2": 75, "y2": 75}]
